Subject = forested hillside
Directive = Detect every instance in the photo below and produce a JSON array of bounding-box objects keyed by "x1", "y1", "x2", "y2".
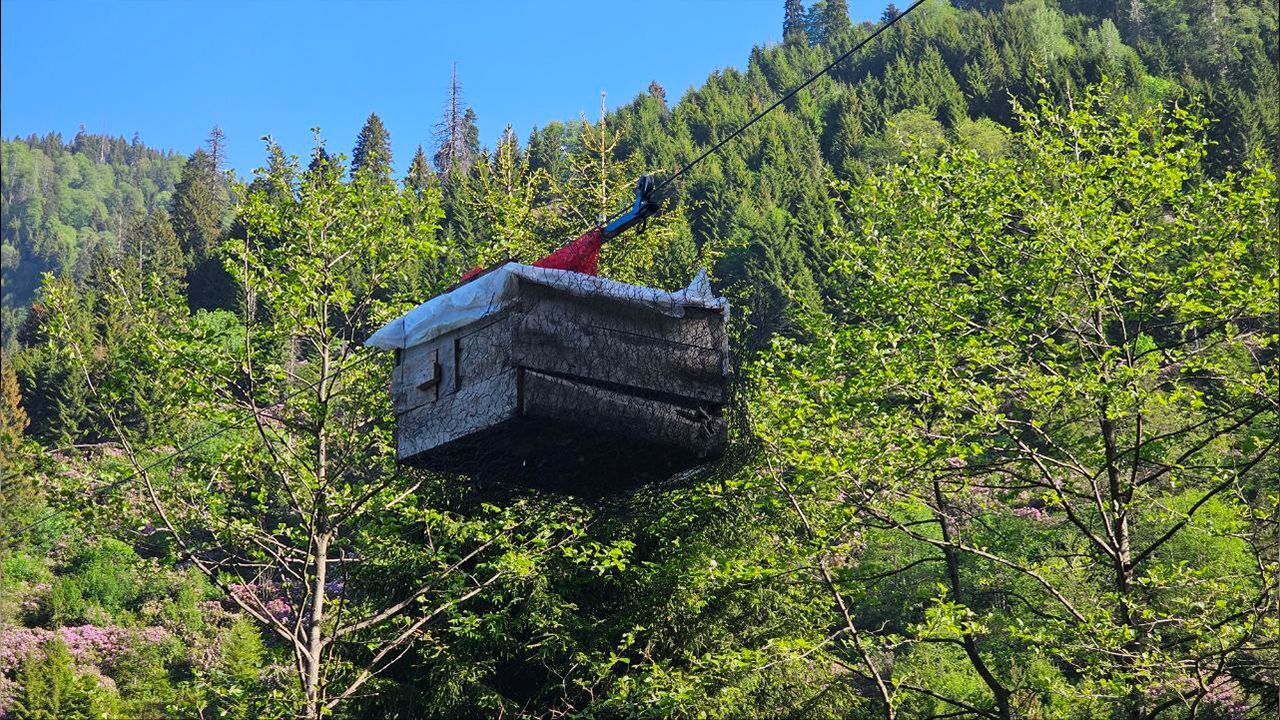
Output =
[
  {"x1": 0, "y1": 132, "x2": 190, "y2": 347},
  {"x1": 1, "y1": 1, "x2": 1276, "y2": 718}
]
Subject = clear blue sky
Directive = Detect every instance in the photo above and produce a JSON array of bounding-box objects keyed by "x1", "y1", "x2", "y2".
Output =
[{"x1": 2, "y1": 1, "x2": 883, "y2": 179}]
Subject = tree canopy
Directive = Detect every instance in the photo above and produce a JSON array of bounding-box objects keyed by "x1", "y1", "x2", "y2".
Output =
[{"x1": 2, "y1": 1, "x2": 1276, "y2": 718}]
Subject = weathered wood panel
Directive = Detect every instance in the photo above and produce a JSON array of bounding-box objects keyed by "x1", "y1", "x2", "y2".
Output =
[
  {"x1": 396, "y1": 369, "x2": 518, "y2": 462},
  {"x1": 517, "y1": 281, "x2": 727, "y2": 352},
  {"x1": 521, "y1": 370, "x2": 726, "y2": 459},
  {"x1": 392, "y1": 345, "x2": 439, "y2": 413},
  {"x1": 393, "y1": 276, "x2": 731, "y2": 481},
  {"x1": 512, "y1": 314, "x2": 726, "y2": 403},
  {"x1": 453, "y1": 313, "x2": 513, "y2": 391}
]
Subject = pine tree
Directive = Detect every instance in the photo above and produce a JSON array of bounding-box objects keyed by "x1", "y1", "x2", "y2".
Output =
[
  {"x1": 0, "y1": 347, "x2": 35, "y2": 533},
  {"x1": 469, "y1": 124, "x2": 550, "y2": 266},
  {"x1": 10, "y1": 290, "x2": 92, "y2": 444},
  {"x1": 135, "y1": 209, "x2": 185, "y2": 290},
  {"x1": 0, "y1": 350, "x2": 28, "y2": 455},
  {"x1": 11, "y1": 639, "x2": 114, "y2": 719},
  {"x1": 783, "y1": 0, "x2": 807, "y2": 43},
  {"x1": 172, "y1": 149, "x2": 222, "y2": 264},
  {"x1": 172, "y1": 148, "x2": 232, "y2": 310},
  {"x1": 462, "y1": 108, "x2": 481, "y2": 168},
  {"x1": 821, "y1": 91, "x2": 866, "y2": 175},
  {"x1": 566, "y1": 93, "x2": 626, "y2": 225},
  {"x1": 203, "y1": 617, "x2": 269, "y2": 720},
  {"x1": 647, "y1": 80, "x2": 667, "y2": 104},
  {"x1": 815, "y1": 0, "x2": 852, "y2": 45},
  {"x1": 351, "y1": 112, "x2": 394, "y2": 183},
  {"x1": 307, "y1": 145, "x2": 341, "y2": 177},
  {"x1": 439, "y1": 171, "x2": 482, "y2": 280},
  {"x1": 527, "y1": 122, "x2": 573, "y2": 181},
  {"x1": 250, "y1": 138, "x2": 294, "y2": 203},
  {"x1": 741, "y1": 204, "x2": 824, "y2": 349},
  {"x1": 405, "y1": 144, "x2": 434, "y2": 195}
]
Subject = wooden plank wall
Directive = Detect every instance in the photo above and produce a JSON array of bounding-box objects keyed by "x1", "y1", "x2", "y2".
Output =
[
  {"x1": 521, "y1": 370, "x2": 727, "y2": 458},
  {"x1": 393, "y1": 279, "x2": 730, "y2": 466},
  {"x1": 397, "y1": 369, "x2": 519, "y2": 462},
  {"x1": 513, "y1": 314, "x2": 725, "y2": 403}
]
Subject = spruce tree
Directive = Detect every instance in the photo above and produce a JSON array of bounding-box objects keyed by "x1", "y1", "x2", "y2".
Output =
[
  {"x1": 0, "y1": 347, "x2": 34, "y2": 530},
  {"x1": 124, "y1": 208, "x2": 185, "y2": 293},
  {"x1": 783, "y1": 0, "x2": 807, "y2": 43},
  {"x1": 526, "y1": 122, "x2": 572, "y2": 181},
  {"x1": 171, "y1": 149, "x2": 222, "y2": 264},
  {"x1": 0, "y1": 349, "x2": 28, "y2": 454},
  {"x1": 461, "y1": 108, "x2": 481, "y2": 167},
  {"x1": 741, "y1": 204, "x2": 824, "y2": 349},
  {"x1": 351, "y1": 112, "x2": 393, "y2": 183},
  {"x1": 11, "y1": 639, "x2": 112, "y2": 719},
  {"x1": 405, "y1": 145, "x2": 434, "y2": 195},
  {"x1": 251, "y1": 139, "x2": 294, "y2": 203},
  {"x1": 207, "y1": 125, "x2": 226, "y2": 170},
  {"x1": 308, "y1": 141, "x2": 344, "y2": 180},
  {"x1": 815, "y1": 0, "x2": 852, "y2": 44},
  {"x1": 172, "y1": 148, "x2": 232, "y2": 310},
  {"x1": 647, "y1": 79, "x2": 667, "y2": 104},
  {"x1": 439, "y1": 171, "x2": 482, "y2": 279},
  {"x1": 433, "y1": 63, "x2": 477, "y2": 176}
]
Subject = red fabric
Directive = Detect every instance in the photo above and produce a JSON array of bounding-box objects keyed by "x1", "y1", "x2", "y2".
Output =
[
  {"x1": 533, "y1": 228, "x2": 604, "y2": 275},
  {"x1": 457, "y1": 229, "x2": 603, "y2": 285}
]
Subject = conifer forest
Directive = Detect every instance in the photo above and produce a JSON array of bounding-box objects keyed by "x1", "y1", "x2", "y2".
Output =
[{"x1": 1, "y1": 1, "x2": 1277, "y2": 718}]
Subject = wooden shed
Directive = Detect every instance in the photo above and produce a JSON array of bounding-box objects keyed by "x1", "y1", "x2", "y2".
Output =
[{"x1": 368, "y1": 264, "x2": 729, "y2": 491}]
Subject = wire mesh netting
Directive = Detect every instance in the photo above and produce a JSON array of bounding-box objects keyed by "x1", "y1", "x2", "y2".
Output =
[{"x1": 370, "y1": 263, "x2": 732, "y2": 494}]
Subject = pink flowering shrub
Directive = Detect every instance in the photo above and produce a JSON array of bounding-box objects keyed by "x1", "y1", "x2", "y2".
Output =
[
  {"x1": 1011, "y1": 505, "x2": 1049, "y2": 523},
  {"x1": 19, "y1": 583, "x2": 50, "y2": 616},
  {"x1": 262, "y1": 598, "x2": 292, "y2": 621},
  {"x1": 1202, "y1": 677, "x2": 1250, "y2": 720},
  {"x1": 0, "y1": 624, "x2": 170, "y2": 674},
  {"x1": 1146, "y1": 674, "x2": 1251, "y2": 720},
  {"x1": 227, "y1": 581, "x2": 293, "y2": 622},
  {"x1": 0, "y1": 673, "x2": 17, "y2": 718}
]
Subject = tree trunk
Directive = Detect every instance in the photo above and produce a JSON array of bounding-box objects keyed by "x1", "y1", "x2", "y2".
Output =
[
  {"x1": 304, "y1": 342, "x2": 332, "y2": 720},
  {"x1": 304, "y1": 531, "x2": 330, "y2": 720},
  {"x1": 933, "y1": 480, "x2": 1012, "y2": 720},
  {"x1": 1101, "y1": 413, "x2": 1141, "y2": 720}
]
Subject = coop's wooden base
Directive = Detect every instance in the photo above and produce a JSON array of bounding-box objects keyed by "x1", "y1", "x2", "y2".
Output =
[
  {"x1": 398, "y1": 368, "x2": 727, "y2": 493},
  {"x1": 390, "y1": 273, "x2": 730, "y2": 492}
]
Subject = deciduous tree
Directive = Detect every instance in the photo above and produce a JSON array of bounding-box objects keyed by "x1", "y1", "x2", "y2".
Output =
[
  {"x1": 753, "y1": 88, "x2": 1278, "y2": 719},
  {"x1": 73, "y1": 140, "x2": 570, "y2": 720}
]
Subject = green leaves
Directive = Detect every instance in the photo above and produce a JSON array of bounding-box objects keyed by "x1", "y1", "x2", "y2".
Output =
[
  {"x1": 229, "y1": 139, "x2": 443, "y2": 343},
  {"x1": 751, "y1": 85, "x2": 1279, "y2": 715}
]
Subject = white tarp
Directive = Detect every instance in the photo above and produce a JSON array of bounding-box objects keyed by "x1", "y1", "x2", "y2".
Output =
[{"x1": 366, "y1": 264, "x2": 728, "y2": 350}]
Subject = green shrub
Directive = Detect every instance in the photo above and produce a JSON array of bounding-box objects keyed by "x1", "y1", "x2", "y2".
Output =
[
  {"x1": 50, "y1": 539, "x2": 141, "y2": 624},
  {"x1": 9, "y1": 639, "x2": 118, "y2": 720},
  {"x1": 195, "y1": 618, "x2": 270, "y2": 720},
  {"x1": 160, "y1": 570, "x2": 210, "y2": 631},
  {"x1": 48, "y1": 576, "x2": 87, "y2": 625},
  {"x1": 71, "y1": 539, "x2": 140, "y2": 611},
  {"x1": 1, "y1": 552, "x2": 52, "y2": 587},
  {"x1": 112, "y1": 637, "x2": 183, "y2": 719}
]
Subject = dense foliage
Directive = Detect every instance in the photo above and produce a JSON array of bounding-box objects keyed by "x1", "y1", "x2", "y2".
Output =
[
  {"x1": 2, "y1": 1, "x2": 1276, "y2": 718},
  {"x1": 1, "y1": 132, "x2": 188, "y2": 348}
]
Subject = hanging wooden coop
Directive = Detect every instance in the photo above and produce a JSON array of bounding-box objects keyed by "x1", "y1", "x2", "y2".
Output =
[{"x1": 367, "y1": 263, "x2": 730, "y2": 491}]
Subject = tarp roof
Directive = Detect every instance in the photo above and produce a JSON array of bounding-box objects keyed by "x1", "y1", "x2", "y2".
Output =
[{"x1": 366, "y1": 264, "x2": 727, "y2": 350}]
